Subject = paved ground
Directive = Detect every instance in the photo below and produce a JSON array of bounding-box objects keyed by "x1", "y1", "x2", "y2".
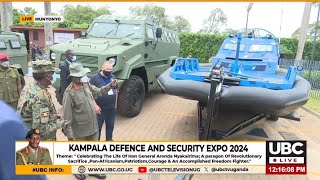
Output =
[{"x1": 22, "y1": 76, "x2": 319, "y2": 180}]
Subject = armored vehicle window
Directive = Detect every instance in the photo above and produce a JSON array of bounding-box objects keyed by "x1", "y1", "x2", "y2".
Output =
[
  {"x1": 115, "y1": 24, "x2": 142, "y2": 38},
  {"x1": 163, "y1": 31, "x2": 168, "y2": 41},
  {"x1": 9, "y1": 40, "x2": 21, "y2": 49},
  {"x1": 249, "y1": 45, "x2": 273, "y2": 52},
  {"x1": 169, "y1": 32, "x2": 174, "y2": 42},
  {"x1": 88, "y1": 22, "x2": 117, "y2": 38},
  {"x1": 0, "y1": 40, "x2": 6, "y2": 49},
  {"x1": 146, "y1": 25, "x2": 155, "y2": 39},
  {"x1": 223, "y1": 43, "x2": 245, "y2": 51}
]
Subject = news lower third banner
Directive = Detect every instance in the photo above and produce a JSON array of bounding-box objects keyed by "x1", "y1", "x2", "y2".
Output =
[{"x1": 15, "y1": 141, "x2": 307, "y2": 175}]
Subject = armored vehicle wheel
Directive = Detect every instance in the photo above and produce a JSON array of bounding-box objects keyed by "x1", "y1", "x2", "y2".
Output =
[
  {"x1": 118, "y1": 75, "x2": 145, "y2": 117},
  {"x1": 266, "y1": 115, "x2": 279, "y2": 121}
]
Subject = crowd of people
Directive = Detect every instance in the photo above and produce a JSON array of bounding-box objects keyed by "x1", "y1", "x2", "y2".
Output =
[{"x1": 0, "y1": 50, "x2": 119, "y2": 180}]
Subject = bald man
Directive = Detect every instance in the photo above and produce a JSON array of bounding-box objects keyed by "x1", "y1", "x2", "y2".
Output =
[{"x1": 89, "y1": 62, "x2": 118, "y2": 141}]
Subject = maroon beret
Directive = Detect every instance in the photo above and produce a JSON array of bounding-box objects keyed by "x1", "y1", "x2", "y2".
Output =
[{"x1": 0, "y1": 53, "x2": 9, "y2": 62}]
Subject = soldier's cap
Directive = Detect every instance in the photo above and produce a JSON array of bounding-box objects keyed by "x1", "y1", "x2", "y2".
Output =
[
  {"x1": 69, "y1": 63, "x2": 90, "y2": 77},
  {"x1": 32, "y1": 60, "x2": 61, "y2": 74},
  {"x1": 26, "y1": 128, "x2": 41, "y2": 139},
  {"x1": 0, "y1": 53, "x2": 9, "y2": 62}
]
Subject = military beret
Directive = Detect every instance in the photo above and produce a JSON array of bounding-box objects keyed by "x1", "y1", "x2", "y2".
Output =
[
  {"x1": 26, "y1": 128, "x2": 41, "y2": 139},
  {"x1": 0, "y1": 53, "x2": 9, "y2": 62},
  {"x1": 32, "y1": 60, "x2": 60, "y2": 73}
]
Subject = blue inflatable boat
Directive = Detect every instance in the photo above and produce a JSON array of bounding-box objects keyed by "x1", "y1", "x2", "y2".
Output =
[{"x1": 157, "y1": 29, "x2": 311, "y2": 140}]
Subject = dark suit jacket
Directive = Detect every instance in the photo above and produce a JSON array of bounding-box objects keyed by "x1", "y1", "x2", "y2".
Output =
[{"x1": 59, "y1": 60, "x2": 72, "y2": 95}]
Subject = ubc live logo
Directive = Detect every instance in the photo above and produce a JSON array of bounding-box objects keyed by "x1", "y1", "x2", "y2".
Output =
[{"x1": 266, "y1": 141, "x2": 307, "y2": 165}]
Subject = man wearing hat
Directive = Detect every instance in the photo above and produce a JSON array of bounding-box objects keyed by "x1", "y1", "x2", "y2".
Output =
[
  {"x1": 17, "y1": 60, "x2": 63, "y2": 140},
  {"x1": 63, "y1": 63, "x2": 117, "y2": 180},
  {"x1": 16, "y1": 128, "x2": 53, "y2": 165},
  {"x1": 0, "y1": 53, "x2": 22, "y2": 109}
]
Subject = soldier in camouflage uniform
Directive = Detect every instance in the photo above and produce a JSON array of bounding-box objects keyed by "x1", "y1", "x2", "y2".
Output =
[
  {"x1": 16, "y1": 128, "x2": 53, "y2": 165},
  {"x1": 17, "y1": 60, "x2": 63, "y2": 140},
  {"x1": 0, "y1": 53, "x2": 22, "y2": 109}
]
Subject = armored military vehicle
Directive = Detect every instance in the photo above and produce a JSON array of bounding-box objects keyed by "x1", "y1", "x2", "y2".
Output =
[
  {"x1": 0, "y1": 31, "x2": 28, "y2": 87},
  {"x1": 50, "y1": 15, "x2": 180, "y2": 117}
]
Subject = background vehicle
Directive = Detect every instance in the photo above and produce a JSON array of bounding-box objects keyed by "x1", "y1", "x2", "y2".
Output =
[
  {"x1": 0, "y1": 31, "x2": 28, "y2": 87},
  {"x1": 50, "y1": 15, "x2": 180, "y2": 117}
]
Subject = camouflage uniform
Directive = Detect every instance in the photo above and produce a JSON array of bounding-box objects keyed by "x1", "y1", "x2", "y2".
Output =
[{"x1": 17, "y1": 61, "x2": 62, "y2": 140}]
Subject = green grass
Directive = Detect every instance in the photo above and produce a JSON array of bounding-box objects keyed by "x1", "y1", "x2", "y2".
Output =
[{"x1": 304, "y1": 96, "x2": 320, "y2": 114}]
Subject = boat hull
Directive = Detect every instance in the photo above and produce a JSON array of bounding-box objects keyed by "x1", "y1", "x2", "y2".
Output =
[{"x1": 157, "y1": 67, "x2": 311, "y2": 117}]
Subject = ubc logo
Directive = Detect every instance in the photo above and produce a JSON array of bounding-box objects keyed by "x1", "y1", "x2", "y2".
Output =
[
  {"x1": 269, "y1": 142, "x2": 304, "y2": 155},
  {"x1": 266, "y1": 141, "x2": 306, "y2": 158}
]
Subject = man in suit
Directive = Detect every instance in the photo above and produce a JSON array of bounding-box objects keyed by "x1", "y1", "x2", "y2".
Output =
[
  {"x1": 16, "y1": 128, "x2": 53, "y2": 165},
  {"x1": 0, "y1": 100, "x2": 46, "y2": 180},
  {"x1": 56, "y1": 49, "x2": 76, "y2": 105}
]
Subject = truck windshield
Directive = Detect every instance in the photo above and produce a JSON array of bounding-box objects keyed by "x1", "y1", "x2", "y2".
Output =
[
  {"x1": 249, "y1": 45, "x2": 273, "y2": 52},
  {"x1": 88, "y1": 22, "x2": 142, "y2": 38},
  {"x1": 223, "y1": 43, "x2": 245, "y2": 51}
]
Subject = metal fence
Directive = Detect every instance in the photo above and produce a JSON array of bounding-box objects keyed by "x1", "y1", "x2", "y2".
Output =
[{"x1": 279, "y1": 59, "x2": 320, "y2": 100}]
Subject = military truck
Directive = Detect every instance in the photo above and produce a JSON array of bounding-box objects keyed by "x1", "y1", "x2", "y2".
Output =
[
  {"x1": 0, "y1": 31, "x2": 28, "y2": 87},
  {"x1": 50, "y1": 15, "x2": 180, "y2": 117}
]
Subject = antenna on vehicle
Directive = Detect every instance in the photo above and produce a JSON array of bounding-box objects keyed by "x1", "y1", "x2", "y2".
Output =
[{"x1": 279, "y1": 2, "x2": 284, "y2": 44}]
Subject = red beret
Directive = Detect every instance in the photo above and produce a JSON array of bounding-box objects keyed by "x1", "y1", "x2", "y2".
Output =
[{"x1": 0, "y1": 53, "x2": 9, "y2": 62}]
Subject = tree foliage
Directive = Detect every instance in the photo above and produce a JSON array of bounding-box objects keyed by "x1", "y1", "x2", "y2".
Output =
[
  {"x1": 292, "y1": 21, "x2": 320, "y2": 41},
  {"x1": 171, "y1": 16, "x2": 191, "y2": 32},
  {"x1": 200, "y1": 8, "x2": 227, "y2": 34},
  {"x1": 179, "y1": 32, "x2": 226, "y2": 62},
  {"x1": 12, "y1": 7, "x2": 41, "y2": 27},
  {"x1": 129, "y1": 4, "x2": 167, "y2": 27},
  {"x1": 179, "y1": 33, "x2": 320, "y2": 62},
  {"x1": 62, "y1": 4, "x2": 111, "y2": 25},
  {"x1": 222, "y1": 28, "x2": 239, "y2": 36},
  {"x1": 129, "y1": 3, "x2": 191, "y2": 32}
]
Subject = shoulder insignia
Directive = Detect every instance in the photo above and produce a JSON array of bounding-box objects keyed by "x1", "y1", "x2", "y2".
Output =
[
  {"x1": 73, "y1": 83, "x2": 79, "y2": 91},
  {"x1": 40, "y1": 147, "x2": 49, "y2": 154},
  {"x1": 40, "y1": 146, "x2": 48, "y2": 150},
  {"x1": 17, "y1": 147, "x2": 26, "y2": 153}
]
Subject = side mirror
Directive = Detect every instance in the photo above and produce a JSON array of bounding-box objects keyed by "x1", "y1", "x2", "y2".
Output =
[
  {"x1": 156, "y1": 28, "x2": 162, "y2": 38},
  {"x1": 81, "y1": 31, "x2": 87, "y2": 38}
]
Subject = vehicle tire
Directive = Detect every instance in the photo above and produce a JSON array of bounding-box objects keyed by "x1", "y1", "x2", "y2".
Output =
[
  {"x1": 20, "y1": 74, "x2": 25, "y2": 89},
  {"x1": 266, "y1": 115, "x2": 279, "y2": 121},
  {"x1": 118, "y1": 75, "x2": 145, "y2": 117}
]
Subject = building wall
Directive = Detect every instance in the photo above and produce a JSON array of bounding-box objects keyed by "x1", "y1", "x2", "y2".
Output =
[
  {"x1": 10, "y1": 28, "x2": 83, "y2": 49},
  {"x1": 29, "y1": 29, "x2": 45, "y2": 48}
]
